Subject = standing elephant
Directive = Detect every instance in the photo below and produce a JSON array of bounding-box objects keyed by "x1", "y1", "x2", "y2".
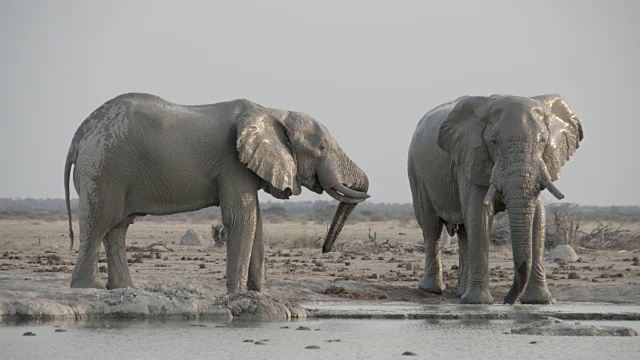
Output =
[
  {"x1": 64, "y1": 93, "x2": 369, "y2": 292},
  {"x1": 408, "y1": 94, "x2": 583, "y2": 304}
]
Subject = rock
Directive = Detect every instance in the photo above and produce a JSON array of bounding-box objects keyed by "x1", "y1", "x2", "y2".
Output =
[
  {"x1": 54, "y1": 329, "x2": 67, "y2": 332},
  {"x1": 180, "y1": 229, "x2": 203, "y2": 246},
  {"x1": 547, "y1": 245, "x2": 579, "y2": 263},
  {"x1": 568, "y1": 272, "x2": 580, "y2": 279},
  {"x1": 23, "y1": 332, "x2": 36, "y2": 336},
  {"x1": 306, "y1": 345, "x2": 320, "y2": 349},
  {"x1": 225, "y1": 292, "x2": 307, "y2": 321},
  {"x1": 296, "y1": 326, "x2": 311, "y2": 331},
  {"x1": 402, "y1": 351, "x2": 418, "y2": 356},
  {"x1": 254, "y1": 341, "x2": 266, "y2": 345},
  {"x1": 511, "y1": 317, "x2": 639, "y2": 336}
]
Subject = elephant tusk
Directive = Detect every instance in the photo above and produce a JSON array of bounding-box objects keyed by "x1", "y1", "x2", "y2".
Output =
[
  {"x1": 483, "y1": 184, "x2": 497, "y2": 206},
  {"x1": 541, "y1": 166, "x2": 565, "y2": 200},
  {"x1": 332, "y1": 183, "x2": 370, "y2": 200},
  {"x1": 544, "y1": 179, "x2": 565, "y2": 200},
  {"x1": 325, "y1": 187, "x2": 368, "y2": 204}
]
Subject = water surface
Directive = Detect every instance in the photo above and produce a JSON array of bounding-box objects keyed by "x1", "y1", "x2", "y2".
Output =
[{"x1": 2, "y1": 318, "x2": 639, "y2": 359}]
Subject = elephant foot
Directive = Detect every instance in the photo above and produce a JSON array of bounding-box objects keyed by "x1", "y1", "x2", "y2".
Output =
[
  {"x1": 70, "y1": 277, "x2": 106, "y2": 290},
  {"x1": 456, "y1": 286, "x2": 466, "y2": 298},
  {"x1": 226, "y1": 280, "x2": 248, "y2": 294},
  {"x1": 106, "y1": 277, "x2": 134, "y2": 290},
  {"x1": 418, "y1": 274, "x2": 445, "y2": 294},
  {"x1": 247, "y1": 280, "x2": 264, "y2": 293},
  {"x1": 461, "y1": 287, "x2": 494, "y2": 304},
  {"x1": 519, "y1": 285, "x2": 556, "y2": 304},
  {"x1": 105, "y1": 267, "x2": 134, "y2": 290}
]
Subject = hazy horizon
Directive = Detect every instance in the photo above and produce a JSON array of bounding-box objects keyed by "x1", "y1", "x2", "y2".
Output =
[{"x1": 1, "y1": 1, "x2": 639, "y2": 206}]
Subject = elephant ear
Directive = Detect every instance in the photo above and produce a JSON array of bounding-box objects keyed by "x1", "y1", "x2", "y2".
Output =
[
  {"x1": 438, "y1": 96, "x2": 494, "y2": 187},
  {"x1": 236, "y1": 108, "x2": 302, "y2": 198},
  {"x1": 534, "y1": 94, "x2": 584, "y2": 181}
]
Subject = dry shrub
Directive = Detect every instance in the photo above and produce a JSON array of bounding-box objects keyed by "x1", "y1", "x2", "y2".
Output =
[{"x1": 333, "y1": 239, "x2": 366, "y2": 252}]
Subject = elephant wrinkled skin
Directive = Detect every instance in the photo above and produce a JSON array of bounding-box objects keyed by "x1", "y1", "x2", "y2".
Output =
[
  {"x1": 408, "y1": 94, "x2": 583, "y2": 304},
  {"x1": 65, "y1": 93, "x2": 369, "y2": 292}
]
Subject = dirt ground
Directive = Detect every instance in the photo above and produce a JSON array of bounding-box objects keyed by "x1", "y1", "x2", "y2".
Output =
[{"x1": 1, "y1": 219, "x2": 640, "y2": 310}]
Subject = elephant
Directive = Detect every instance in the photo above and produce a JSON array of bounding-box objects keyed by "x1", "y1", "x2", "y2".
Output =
[
  {"x1": 64, "y1": 93, "x2": 369, "y2": 292},
  {"x1": 408, "y1": 94, "x2": 583, "y2": 304}
]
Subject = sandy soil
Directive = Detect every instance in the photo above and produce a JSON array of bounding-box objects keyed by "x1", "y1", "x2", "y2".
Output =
[{"x1": 1, "y1": 219, "x2": 639, "y2": 320}]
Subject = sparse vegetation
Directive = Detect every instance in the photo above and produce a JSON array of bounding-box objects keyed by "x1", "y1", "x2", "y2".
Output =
[
  {"x1": 578, "y1": 223, "x2": 640, "y2": 250},
  {"x1": 211, "y1": 223, "x2": 227, "y2": 248},
  {"x1": 2, "y1": 198, "x2": 639, "y2": 251},
  {"x1": 546, "y1": 204, "x2": 581, "y2": 248}
]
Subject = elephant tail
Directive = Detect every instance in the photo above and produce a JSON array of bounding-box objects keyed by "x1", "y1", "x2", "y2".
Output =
[{"x1": 64, "y1": 141, "x2": 77, "y2": 252}]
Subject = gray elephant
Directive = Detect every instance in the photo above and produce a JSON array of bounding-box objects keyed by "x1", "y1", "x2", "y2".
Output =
[
  {"x1": 408, "y1": 94, "x2": 583, "y2": 304},
  {"x1": 64, "y1": 93, "x2": 369, "y2": 292}
]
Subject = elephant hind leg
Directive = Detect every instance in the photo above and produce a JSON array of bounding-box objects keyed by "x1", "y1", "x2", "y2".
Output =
[
  {"x1": 71, "y1": 192, "x2": 127, "y2": 289},
  {"x1": 71, "y1": 225, "x2": 107, "y2": 289},
  {"x1": 409, "y1": 163, "x2": 446, "y2": 294},
  {"x1": 71, "y1": 206, "x2": 108, "y2": 289},
  {"x1": 247, "y1": 202, "x2": 265, "y2": 292},
  {"x1": 103, "y1": 220, "x2": 134, "y2": 289}
]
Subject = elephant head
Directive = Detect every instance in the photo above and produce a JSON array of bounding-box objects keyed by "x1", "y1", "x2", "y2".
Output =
[
  {"x1": 236, "y1": 107, "x2": 370, "y2": 252},
  {"x1": 438, "y1": 94, "x2": 583, "y2": 303}
]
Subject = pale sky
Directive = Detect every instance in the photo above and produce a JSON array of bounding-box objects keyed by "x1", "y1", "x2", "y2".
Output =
[{"x1": 1, "y1": 0, "x2": 638, "y2": 205}]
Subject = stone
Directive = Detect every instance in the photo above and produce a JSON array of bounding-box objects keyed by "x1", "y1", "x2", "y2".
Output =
[
  {"x1": 547, "y1": 245, "x2": 579, "y2": 263},
  {"x1": 180, "y1": 229, "x2": 203, "y2": 246},
  {"x1": 511, "y1": 317, "x2": 639, "y2": 336},
  {"x1": 225, "y1": 292, "x2": 307, "y2": 321}
]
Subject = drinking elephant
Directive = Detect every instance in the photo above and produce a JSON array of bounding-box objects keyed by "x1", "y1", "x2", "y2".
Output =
[
  {"x1": 64, "y1": 93, "x2": 369, "y2": 292},
  {"x1": 408, "y1": 94, "x2": 583, "y2": 304}
]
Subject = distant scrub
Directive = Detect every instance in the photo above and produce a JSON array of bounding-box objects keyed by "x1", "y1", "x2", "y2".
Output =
[{"x1": 2, "y1": 199, "x2": 640, "y2": 226}]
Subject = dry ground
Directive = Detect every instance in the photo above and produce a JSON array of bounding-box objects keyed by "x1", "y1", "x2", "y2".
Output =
[{"x1": 1, "y1": 219, "x2": 640, "y2": 305}]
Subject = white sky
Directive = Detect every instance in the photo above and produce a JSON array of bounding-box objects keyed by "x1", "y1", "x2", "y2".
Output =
[{"x1": 1, "y1": 0, "x2": 638, "y2": 205}]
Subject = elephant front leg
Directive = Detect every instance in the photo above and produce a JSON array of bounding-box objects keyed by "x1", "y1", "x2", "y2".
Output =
[
  {"x1": 247, "y1": 203, "x2": 265, "y2": 292},
  {"x1": 520, "y1": 196, "x2": 556, "y2": 304},
  {"x1": 221, "y1": 189, "x2": 258, "y2": 293},
  {"x1": 457, "y1": 226, "x2": 469, "y2": 297},
  {"x1": 460, "y1": 185, "x2": 494, "y2": 304},
  {"x1": 103, "y1": 225, "x2": 134, "y2": 289}
]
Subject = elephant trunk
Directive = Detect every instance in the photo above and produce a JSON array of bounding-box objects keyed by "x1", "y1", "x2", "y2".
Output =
[
  {"x1": 503, "y1": 197, "x2": 536, "y2": 304},
  {"x1": 321, "y1": 156, "x2": 369, "y2": 253}
]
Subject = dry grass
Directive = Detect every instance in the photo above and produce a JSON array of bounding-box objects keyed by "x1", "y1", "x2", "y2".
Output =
[
  {"x1": 286, "y1": 234, "x2": 323, "y2": 249},
  {"x1": 493, "y1": 246, "x2": 513, "y2": 259}
]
